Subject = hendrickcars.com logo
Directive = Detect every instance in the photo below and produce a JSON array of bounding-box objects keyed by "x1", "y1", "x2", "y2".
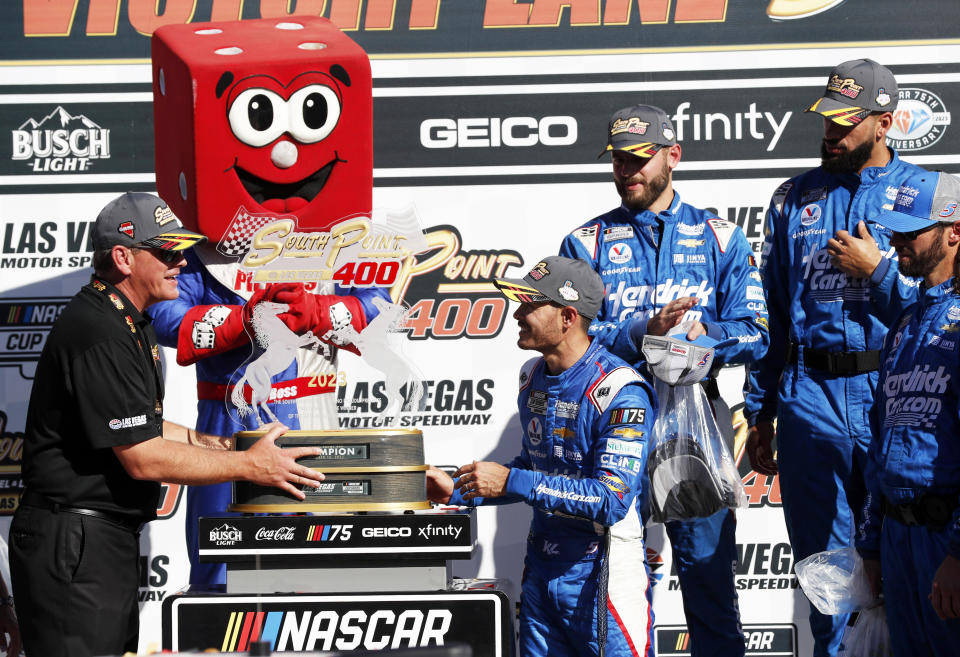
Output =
[
  {"x1": 12, "y1": 106, "x2": 110, "y2": 172},
  {"x1": 656, "y1": 624, "x2": 796, "y2": 656},
  {"x1": 221, "y1": 608, "x2": 453, "y2": 652}
]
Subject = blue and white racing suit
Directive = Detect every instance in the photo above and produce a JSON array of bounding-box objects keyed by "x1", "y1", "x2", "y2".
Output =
[
  {"x1": 451, "y1": 338, "x2": 658, "y2": 656},
  {"x1": 744, "y1": 151, "x2": 922, "y2": 657},
  {"x1": 856, "y1": 278, "x2": 960, "y2": 656},
  {"x1": 561, "y1": 192, "x2": 768, "y2": 657},
  {"x1": 151, "y1": 248, "x2": 386, "y2": 588}
]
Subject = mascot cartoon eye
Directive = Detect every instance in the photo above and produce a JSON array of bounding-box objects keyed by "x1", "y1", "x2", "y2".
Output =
[
  {"x1": 287, "y1": 84, "x2": 342, "y2": 144},
  {"x1": 228, "y1": 88, "x2": 287, "y2": 147}
]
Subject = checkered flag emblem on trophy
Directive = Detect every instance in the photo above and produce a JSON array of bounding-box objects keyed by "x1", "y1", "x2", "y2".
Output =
[{"x1": 216, "y1": 208, "x2": 286, "y2": 258}]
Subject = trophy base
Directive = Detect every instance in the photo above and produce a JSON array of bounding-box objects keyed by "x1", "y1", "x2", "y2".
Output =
[{"x1": 231, "y1": 428, "x2": 429, "y2": 512}]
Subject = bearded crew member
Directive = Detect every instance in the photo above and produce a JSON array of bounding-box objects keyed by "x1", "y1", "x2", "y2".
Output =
[
  {"x1": 856, "y1": 171, "x2": 960, "y2": 656},
  {"x1": 744, "y1": 59, "x2": 924, "y2": 657},
  {"x1": 561, "y1": 104, "x2": 768, "y2": 657}
]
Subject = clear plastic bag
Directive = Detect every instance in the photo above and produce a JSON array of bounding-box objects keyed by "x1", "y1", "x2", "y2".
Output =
[
  {"x1": 795, "y1": 547, "x2": 878, "y2": 615},
  {"x1": 838, "y1": 604, "x2": 892, "y2": 657},
  {"x1": 645, "y1": 379, "x2": 746, "y2": 522}
]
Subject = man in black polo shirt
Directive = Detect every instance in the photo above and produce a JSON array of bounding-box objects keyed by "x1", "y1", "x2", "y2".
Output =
[{"x1": 9, "y1": 192, "x2": 326, "y2": 657}]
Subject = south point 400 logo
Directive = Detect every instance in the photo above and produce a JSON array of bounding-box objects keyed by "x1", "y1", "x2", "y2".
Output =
[{"x1": 12, "y1": 106, "x2": 110, "y2": 172}]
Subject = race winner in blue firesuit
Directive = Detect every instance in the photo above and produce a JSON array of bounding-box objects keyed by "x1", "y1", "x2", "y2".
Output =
[
  {"x1": 427, "y1": 256, "x2": 658, "y2": 656},
  {"x1": 855, "y1": 171, "x2": 960, "y2": 656},
  {"x1": 743, "y1": 59, "x2": 923, "y2": 656},
  {"x1": 560, "y1": 104, "x2": 768, "y2": 657},
  {"x1": 151, "y1": 246, "x2": 387, "y2": 588}
]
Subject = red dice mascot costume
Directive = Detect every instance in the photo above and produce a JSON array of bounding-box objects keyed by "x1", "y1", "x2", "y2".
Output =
[{"x1": 149, "y1": 17, "x2": 387, "y2": 588}]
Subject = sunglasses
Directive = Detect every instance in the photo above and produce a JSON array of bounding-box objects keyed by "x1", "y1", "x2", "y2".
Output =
[
  {"x1": 133, "y1": 246, "x2": 185, "y2": 266},
  {"x1": 893, "y1": 223, "x2": 940, "y2": 241}
]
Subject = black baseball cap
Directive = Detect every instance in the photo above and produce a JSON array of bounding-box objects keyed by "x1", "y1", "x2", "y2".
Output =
[
  {"x1": 494, "y1": 256, "x2": 603, "y2": 319},
  {"x1": 600, "y1": 104, "x2": 677, "y2": 158},
  {"x1": 806, "y1": 58, "x2": 898, "y2": 126},
  {"x1": 93, "y1": 192, "x2": 206, "y2": 252}
]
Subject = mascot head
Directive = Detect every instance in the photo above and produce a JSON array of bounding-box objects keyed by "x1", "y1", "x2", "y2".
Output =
[{"x1": 151, "y1": 17, "x2": 373, "y2": 241}]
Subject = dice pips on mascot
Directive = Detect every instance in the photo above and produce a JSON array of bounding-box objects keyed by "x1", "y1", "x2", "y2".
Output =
[{"x1": 149, "y1": 17, "x2": 423, "y2": 588}]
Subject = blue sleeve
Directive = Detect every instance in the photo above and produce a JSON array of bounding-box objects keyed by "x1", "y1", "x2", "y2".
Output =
[
  {"x1": 856, "y1": 386, "x2": 887, "y2": 558},
  {"x1": 708, "y1": 226, "x2": 769, "y2": 365},
  {"x1": 337, "y1": 284, "x2": 390, "y2": 323},
  {"x1": 503, "y1": 381, "x2": 655, "y2": 526},
  {"x1": 151, "y1": 252, "x2": 221, "y2": 348},
  {"x1": 856, "y1": 318, "x2": 904, "y2": 559},
  {"x1": 447, "y1": 446, "x2": 532, "y2": 507},
  {"x1": 744, "y1": 190, "x2": 791, "y2": 425},
  {"x1": 869, "y1": 244, "x2": 920, "y2": 326},
  {"x1": 560, "y1": 230, "x2": 642, "y2": 362}
]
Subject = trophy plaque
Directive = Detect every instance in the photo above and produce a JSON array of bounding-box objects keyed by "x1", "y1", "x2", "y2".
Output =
[{"x1": 230, "y1": 428, "x2": 430, "y2": 512}]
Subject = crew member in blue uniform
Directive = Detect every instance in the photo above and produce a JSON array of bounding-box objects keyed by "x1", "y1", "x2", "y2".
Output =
[
  {"x1": 561, "y1": 103, "x2": 768, "y2": 657},
  {"x1": 744, "y1": 59, "x2": 924, "y2": 656},
  {"x1": 856, "y1": 171, "x2": 960, "y2": 657}
]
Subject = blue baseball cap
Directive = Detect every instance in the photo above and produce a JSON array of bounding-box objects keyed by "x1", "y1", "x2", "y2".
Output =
[{"x1": 875, "y1": 171, "x2": 960, "y2": 233}]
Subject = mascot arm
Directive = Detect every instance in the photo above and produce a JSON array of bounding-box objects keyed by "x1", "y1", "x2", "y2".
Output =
[
  {"x1": 175, "y1": 286, "x2": 290, "y2": 366},
  {"x1": 176, "y1": 303, "x2": 248, "y2": 366}
]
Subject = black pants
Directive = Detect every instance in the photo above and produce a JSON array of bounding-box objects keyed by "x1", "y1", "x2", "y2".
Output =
[{"x1": 9, "y1": 505, "x2": 141, "y2": 657}]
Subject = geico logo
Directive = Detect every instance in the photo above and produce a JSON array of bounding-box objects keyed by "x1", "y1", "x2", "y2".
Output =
[
  {"x1": 271, "y1": 609, "x2": 453, "y2": 651},
  {"x1": 268, "y1": 385, "x2": 298, "y2": 401},
  {"x1": 420, "y1": 116, "x2": 577, "y2": 148},
  {"x1": 606, "y1": 279, "x2": 714, "y2": 321},
  {"x1": 361, "y1": 527, "x2": 413, "y2": 538}
]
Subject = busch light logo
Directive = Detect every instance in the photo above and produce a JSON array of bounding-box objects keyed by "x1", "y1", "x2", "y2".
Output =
[
  {"x1": 11, "y1": 106, "x2": 110, "y2": 172},
  {"x1": 887, "y1": 88, "x2": 951, "y2": 152},
  {"x1": 209, "y1": 523, "x2": 243, "y2": 546}
]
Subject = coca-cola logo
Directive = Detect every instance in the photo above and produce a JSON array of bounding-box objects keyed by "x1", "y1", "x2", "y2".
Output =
[{"x1": 255, "y1": 526, "x2": 296, "y2": 541}]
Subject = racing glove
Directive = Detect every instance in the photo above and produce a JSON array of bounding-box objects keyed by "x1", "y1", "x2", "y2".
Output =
[{"x1": 257, "y1": 283, "x2": 369, "y2": 356}]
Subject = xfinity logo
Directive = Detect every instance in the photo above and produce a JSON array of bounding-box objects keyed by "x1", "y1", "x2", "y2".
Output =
[
  {"x1": 12, "y1": 106, "x2": 110, "y2": 172},
  {"x1": 417, "y1": 523, "x2": 463, "y2": 541},
  {"x1": 671, "y1": 102, "x2": 791, "y2": 152},
  {"x1": 420, "y1": 116, "x2": 577, "y2": 148}
]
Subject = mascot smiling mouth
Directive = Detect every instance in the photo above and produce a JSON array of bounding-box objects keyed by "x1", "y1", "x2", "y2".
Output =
[{"x1": 233, "y1": 155, "x2": 343, "y2": 214}]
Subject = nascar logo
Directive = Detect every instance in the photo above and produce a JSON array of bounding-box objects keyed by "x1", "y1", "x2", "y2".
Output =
[{"x1": 221, "y1": 609, "x2": 452, "y2": 652}]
